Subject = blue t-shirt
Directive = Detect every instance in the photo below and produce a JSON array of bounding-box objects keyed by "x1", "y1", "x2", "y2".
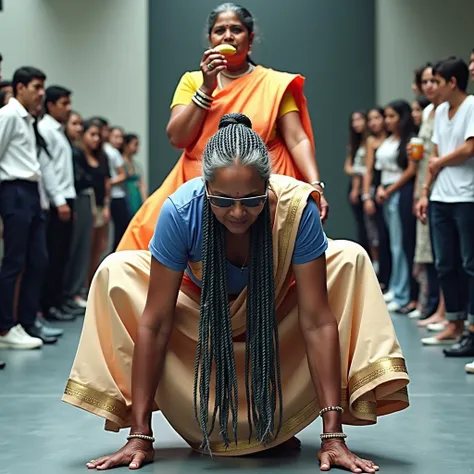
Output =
[{"x1": 149, "y1": 178, "x2": 328, "y2": 294}]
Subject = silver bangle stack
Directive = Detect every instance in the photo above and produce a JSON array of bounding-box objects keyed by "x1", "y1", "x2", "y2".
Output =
[
  {"x1": 127, "y1": 433, "x2": 155, "y2": 443},
  {"x1": 319, "y1": 406, "x2": 346, "y2": 441},
  {"x1": 192, "y1": 88, "x2": 213, "y2": 110},
  {"x1": 319, "y1": 405, "x2": 344, "y2": 417}
]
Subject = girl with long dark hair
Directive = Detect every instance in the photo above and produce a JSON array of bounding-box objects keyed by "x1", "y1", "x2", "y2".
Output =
[
  {"x1": 362, "y1": 107, "x2": 391, "y2": 291},
  {"x1": 374, "y1": 100, "x2": 418, "y2": 313},
  {"x1": 344, "y1": 111, "x2": 370, "y2": 253}
]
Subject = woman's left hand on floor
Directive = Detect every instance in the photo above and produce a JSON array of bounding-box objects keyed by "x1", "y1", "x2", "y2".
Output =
[{"x1": 318, "y1": 439, "x2": 379, "y2": 473}]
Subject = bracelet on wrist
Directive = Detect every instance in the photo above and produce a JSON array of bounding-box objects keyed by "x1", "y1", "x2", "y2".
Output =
[
  {"x1": 310, "y1": 180, "x2": 325, "y2": 194},
  {"x1": 197, "y1": 88, "x2": 213, "y2": 101},
  {"x1": 319, "y1": 405, "x2": 344, "y2": 417},
  {"x1": 361, "y1": 193, "x2": 372, "y2": 202},
  {"x1": 127, "y1": 433, "x2": 155, "y2": 443},
  {"x1": 192, "y1": 89, "x2": 213, "y2": 110},
  {"x1": 320, "y1": 432, "x2": 347, "y2": 441}
]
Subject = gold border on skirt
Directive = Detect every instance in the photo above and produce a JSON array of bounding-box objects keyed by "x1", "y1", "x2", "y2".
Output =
[
  {"x1": 63, "y1": 379, "x2": 128, "y2": 422},
  {"x1": 63, "y1": 355, "x2": 409, "y2": 455}
]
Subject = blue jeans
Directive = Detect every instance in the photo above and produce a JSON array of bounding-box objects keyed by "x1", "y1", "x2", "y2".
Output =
[
  {"x1": 383, "y1": 191, "x2": 410, "y2": 306},
  {"x1": 430, "y1": 201, "x2": 474, "y2": 324}
]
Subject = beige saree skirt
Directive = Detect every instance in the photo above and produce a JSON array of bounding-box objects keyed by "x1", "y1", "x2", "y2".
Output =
[{"x1": 63, "y1": 239, "x2": 409, "y2": 456}]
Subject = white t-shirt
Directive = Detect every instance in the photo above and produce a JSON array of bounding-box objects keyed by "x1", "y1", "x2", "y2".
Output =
[
  {"x1": 375, "y1": 136, "x2": 403, "y2": 186},
  {"x1": 104, "y1": 142, "x2": 126, "y2": 199},
  {"x1": 422, "y1": 103, "x2": 434, "y2": 123},
  {"x1": 430, "y1": 95, "x2": 474, "y2": 203},
  {"x1": 352, "y1": 146, "x2": 367, "y2": 175}
]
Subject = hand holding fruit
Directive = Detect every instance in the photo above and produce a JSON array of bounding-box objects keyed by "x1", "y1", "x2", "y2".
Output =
[{"x1": 200, "y1": 44, "x2": 236, "y2": 94}]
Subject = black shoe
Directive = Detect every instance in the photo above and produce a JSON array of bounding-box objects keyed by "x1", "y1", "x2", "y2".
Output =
[
  {"x1": 35, "y1": 319, "x2": 64, "y2": 338},
  {"x1": 0, "y1": 360, "x2": 5, "y2": 370},
  {"x1": 45, "y1": 307, "x2": 76, "y2": 322},
  {"x1": 23, "y1": 324, "x2": 58, "y2": 345},
  {"x1": 443, "y1": 332, "x2": 474, "y2": 358}
]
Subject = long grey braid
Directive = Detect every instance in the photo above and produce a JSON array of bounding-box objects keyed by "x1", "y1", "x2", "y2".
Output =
[{"x1": 193, "y1": 113, "x2": 282, "y2": 452}]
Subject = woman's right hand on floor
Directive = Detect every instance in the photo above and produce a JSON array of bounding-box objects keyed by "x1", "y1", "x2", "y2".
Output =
[
  {"x1": 200, "y1": 49, "x2": 227, "y2": 94},
  {"x1": 86, "y1": 439, "x2": 155, "y2": 470}
]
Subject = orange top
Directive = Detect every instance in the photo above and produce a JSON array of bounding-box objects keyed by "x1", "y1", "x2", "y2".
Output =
[{"x1": 117, "y1": 65, "x2": 315, "y2": 252}]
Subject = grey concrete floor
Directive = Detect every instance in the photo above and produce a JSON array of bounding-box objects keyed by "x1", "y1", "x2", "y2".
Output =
[{"x1": 1, "y1": 313, "x2": 473, "y2": 474}]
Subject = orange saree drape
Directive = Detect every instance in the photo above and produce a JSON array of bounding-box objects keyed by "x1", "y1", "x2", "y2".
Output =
[{"x1": 117, "y1": 65, "x2": 313, "y2": 252}]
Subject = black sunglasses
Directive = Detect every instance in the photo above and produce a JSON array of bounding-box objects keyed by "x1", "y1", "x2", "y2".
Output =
[{"x1": 205, "y1": 186, "x2": 268, "y2": 208}]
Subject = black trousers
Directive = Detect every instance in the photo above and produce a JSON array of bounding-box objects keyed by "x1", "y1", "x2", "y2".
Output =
[
  {"x1": 398, "y1": 179, "x2": 419, "y2": 302},
  {"x1": 111, "y1": 197, "x2": 132, "y2": 251},
  {"x1": 348, "y1": 181, "x2": 370, "y2": 255},
  {"x1": 41, "y1": 199, "x2": 75, "y2": 313},
  {"x1": 0, "y1": 180, "x2": 48, "y2": 331}
]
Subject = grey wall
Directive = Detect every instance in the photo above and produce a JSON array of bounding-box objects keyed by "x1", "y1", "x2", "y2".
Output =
[
  {"x1": 149, "y1": 0, "x2": 375, "y2": 239},
  {"x1": 376, "y1": 0, "x2": 474, "y2": 105},
  {"x1": 0, "y1": 0, "x2": 149, "y2": 186}
]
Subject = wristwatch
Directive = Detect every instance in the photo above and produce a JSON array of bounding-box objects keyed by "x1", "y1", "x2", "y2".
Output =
[{"x1": 310, "y1": 180, "x2": 325, "y2": 191}]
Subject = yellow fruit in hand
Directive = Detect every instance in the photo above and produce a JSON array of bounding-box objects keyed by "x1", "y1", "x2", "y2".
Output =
[{"x1": 215, "y1": 44, "x2": 236, "y2": 55}]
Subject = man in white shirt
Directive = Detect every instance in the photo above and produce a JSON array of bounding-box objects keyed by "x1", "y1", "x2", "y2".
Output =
[
  {"x1": 418, "y1": 57, "x2": 474, "y2": 360},
  {"x1": 103, "y1": 127, "x2": 131, "y2": 250},
  {"x1": 38, "y1": 85, "x2": 81, "y2": 322},
  {"x1": 0, "y1": 66, "x2": 48, "y2": 350}
]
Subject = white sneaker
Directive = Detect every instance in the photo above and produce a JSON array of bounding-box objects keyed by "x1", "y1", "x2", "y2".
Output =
[
  {"x1": 383, "y1": 291, "x2": 394, "y2": 303},
  {"x1": 465, "y1": 361, "x2": 474, "y2": 374},
  {"x1": 0, "y1": 324, "x2": 43, "y2": 349},
  {"x1": 421, "y1": 336, "x2": 457, "y2": 346},
  {"x1": 408, "y1": 309, "x2": 422, "y2": 319},
  {"x1": 427, "y1": 322, "x2": 447, "y2": 332},
  {"x1": 387, "y1": 301, "x2": 402, "y2": 312}
]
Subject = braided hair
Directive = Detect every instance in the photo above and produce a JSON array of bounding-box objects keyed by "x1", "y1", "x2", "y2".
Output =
[{"x1": 194, "y1": 113, "x2": 282, "y2": 452}]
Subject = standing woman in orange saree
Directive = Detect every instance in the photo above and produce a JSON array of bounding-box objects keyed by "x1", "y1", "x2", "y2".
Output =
[{"x1": 117, "y1": 3, "x2": 328, "y2": 252}]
